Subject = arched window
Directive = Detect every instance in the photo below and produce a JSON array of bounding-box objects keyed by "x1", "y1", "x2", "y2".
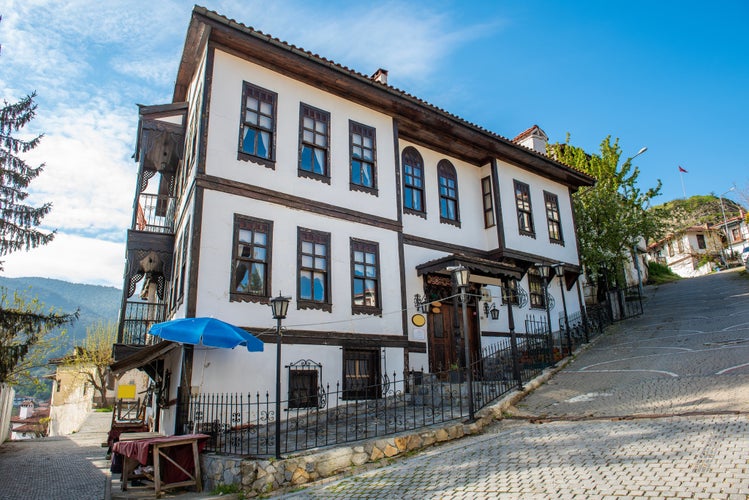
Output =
[
  {"x1": 402, "y1": 147, "x2": 425, "y2": 215},
  {"x1": 437, "y1": 160, "x2": 459, "y2": 225}
]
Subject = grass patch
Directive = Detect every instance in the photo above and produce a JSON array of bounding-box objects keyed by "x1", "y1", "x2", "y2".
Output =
[
  {"x1": 211, "y1": 483, "x2": 240, "y2": 495},
  {"x1": 647, "y1": 262, "x2": 681, "y2": 285}
]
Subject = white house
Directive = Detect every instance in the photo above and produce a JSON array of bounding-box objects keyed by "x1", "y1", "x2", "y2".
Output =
[
  {"x1": 111, "y1": 7, "x2": 594, "y2": 435},
  {"x1": 647, "y1": 224, "x2": 723, "y2": 277}
]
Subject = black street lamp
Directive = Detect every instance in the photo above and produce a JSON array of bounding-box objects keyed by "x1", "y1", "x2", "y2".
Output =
[
  {"x1": 448, "y1": 265, "x2": 474, "y2": 421},
  {"x1": 553, "y1": 264, "x2": 572, "y2": 356},
  {"x1": 535, "y1": 263, "x2": 555, "y2": 364},
  {"x1": 270, "y1": 292, "x2": 291, "y2": 459}
]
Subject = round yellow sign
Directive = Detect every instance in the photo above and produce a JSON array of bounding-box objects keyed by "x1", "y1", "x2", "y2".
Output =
[{"x1": 411, "y1": 314, "x2": 426, "y2": 327}]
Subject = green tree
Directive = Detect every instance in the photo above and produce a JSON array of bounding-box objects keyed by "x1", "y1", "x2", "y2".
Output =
[
  {"x1": 0, "y1": 25, "x2": 76, "y2": 384},
  {"x1": 0, "y1": 289, "x2": 77, "y2": 384},
  {"x1": 63, "y1": 321, "x2": 116, "y2": 407},
  {"x1": 548, "y1": 135, "x2": 663, "y2": 292}
]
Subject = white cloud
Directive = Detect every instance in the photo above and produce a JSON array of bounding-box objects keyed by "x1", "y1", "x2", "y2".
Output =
[
  {"x1": 1, "y1": 233, "x2": 125, "y2": 288},
  {"x1": 1, "y1": 0, "x2": 501, "y2": 287}
]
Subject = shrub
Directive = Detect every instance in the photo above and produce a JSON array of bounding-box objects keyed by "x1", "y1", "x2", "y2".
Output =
[{"x1": 647, "y1": 262, "x2": 680, "y2": 284}]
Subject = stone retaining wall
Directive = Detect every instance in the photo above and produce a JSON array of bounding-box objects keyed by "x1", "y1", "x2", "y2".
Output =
[{"x1": 199, "y1": 362, "x2": 562, "y2": 497}]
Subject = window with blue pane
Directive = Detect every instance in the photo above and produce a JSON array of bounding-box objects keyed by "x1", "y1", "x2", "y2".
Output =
[
  {"x1": 349, "y1": 121, "x2": 377, "y2": 194},
  {"x1": 514, "y1": 180, "x2": 535, "y2": 237},
  {"x1": 350, "y1": 239, "x2": 381, "y2": 315},
  {"x1": 297, "y1": 228, "x2": 331, "y2": 312},
  {"x1": 239, "y1": 82, "x2": 276, "y2": 167},
  {"x1": 231, "y1": 215, "x2": 272, "y2": 302},
  {"x1": 438, "y1": 160, "x2": 460, "y2": 226},
  {"x1": 402, "y1": 147, "x2": 425, "y2": 215},
  {"x1": 299, "y1": 104, "x2": 330, "y2": 182}
]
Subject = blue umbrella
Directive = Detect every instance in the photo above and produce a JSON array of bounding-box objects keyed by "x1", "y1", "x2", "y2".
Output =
[{"x1": 149, "y1": 317, "x2": 264, "y2": 352}]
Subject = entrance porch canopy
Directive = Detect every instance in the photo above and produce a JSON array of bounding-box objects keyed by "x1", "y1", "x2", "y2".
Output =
[{"x1": 416, "y1": 254, "x2": 524, "y2": 282}]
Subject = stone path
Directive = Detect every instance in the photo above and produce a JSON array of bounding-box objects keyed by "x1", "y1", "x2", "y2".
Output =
[
  {"x1": 0, "y1": 410, "x2": 111, "y2": 500},
  {"x1": 281, "y1": 269, "x2": 749, "y2": 499}
]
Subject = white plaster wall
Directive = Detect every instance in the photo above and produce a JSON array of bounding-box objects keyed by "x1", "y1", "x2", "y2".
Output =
[
  {"x1": 159, "y1": 347, "x2": 183, "y2": 436},
  {"x1": 194, "y1": 190, "x2": 403, "y2": 335},
  {"x1": 496, "y1": 160, "x2": 580, "y2": 265},
  {"x1": 205, "y1": 50, "x2": 398, "y2": 221},
  {"x1": 49, "y1": 400, "x2": 92, "y2": 436},
  {"x1": 399, "y1": 140, "x2": 496, "y2": 251},
  {"x1": 189, "y1": 189, "x2": 405, "y2": 394}
]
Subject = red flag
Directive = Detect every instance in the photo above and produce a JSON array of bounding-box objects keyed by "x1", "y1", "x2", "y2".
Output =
[{"x1": 678, "y1": 166, "x2": 688, "y2": 173}]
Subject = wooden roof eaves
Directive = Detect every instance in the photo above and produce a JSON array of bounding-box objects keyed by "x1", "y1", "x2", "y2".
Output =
[{"x1": 178, "y1": 7, "x2": 595, "y2": 190}]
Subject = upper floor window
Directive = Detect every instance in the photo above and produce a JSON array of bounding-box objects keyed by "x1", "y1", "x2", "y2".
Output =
[
  {"x1": 298, "y1": 104, "x2": 330, "y2": 182},
  {"x1": 231, "y1": 215, "x2": 272, "y2": 302},
  {"x1": 402, "y1": 147, "x2": 425, "y2": 216},
  {"x1": 528, "y1": 270, "x2": 546, "y2": 309},
  {"x1": 350, "y1": 239, "x2": 381, "y2": 315},
  {"x1": 696, "y1": 234, "x2": 706, "y2": 249},
  {"x1": 482, "y1": 176, "x2": 495, "y2": 228},
  {"x1": 677, "y1": 238, "x2": 684, "y2": 253},
  {"x1": 438, "y1": 160, "x2": 460, "y2": 226},
  {"x1": 544, "y1": 191, "x2": 563, "y2": 244},
  {"x1": 350, "y1": 121, "x2": 377, "y2": 194},
  {"x1": 297, "y1": 228, "x2": 331, "y2": 312},
  {"x1": 239, "y1": 82, "x2": 276, "y2": 167},
  {"x1": 514, "y1": 180, "x2": 535, "y2": 237},
  {"x1": 668, "y1": 241, "x2": 675, "y2": 256},
  {"x1": 731, "y1": 227, "x2": 740, "y2": 242}
]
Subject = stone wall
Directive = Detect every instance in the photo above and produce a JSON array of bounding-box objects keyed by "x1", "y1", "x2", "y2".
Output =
[{"x1": 199, "y1": 363, "x2": 561, "y2": 497}]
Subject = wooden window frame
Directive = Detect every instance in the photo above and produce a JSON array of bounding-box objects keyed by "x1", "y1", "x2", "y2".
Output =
[
  {"x1": 501, "y1": 279, "x2": 520, "y2": 306},
  {"x1": 543, "y1": 191, "x2": 564, "y2": 245},
  {"x1": 230, "y1": 214, "x2": 273, "y2": 303},
  {"x1": 288, "y1": 369, "x2": 319, "y2": 409},
  {"x1": 482, "y1": 176, "x2": 495, "y2": 228},
  {"x1": 237, "y1": 81, "x2": 277, "y2": 168},
  {"x1": 349, "y1": 121, "x2": 378, "y2": 195},
  {"x1": 438, "y1": 160, "x2": 460, "y2": 227},
  {"x1": 528, "y1": 270, "x2": 546, "y2": 309},
  {"x1": 350, "y1": 238, "x2": 382, "y2": 316},
  {"x1": 696, "y1": 234, "x2": 706, "y2": 250},
  {"x1": 298, "y1": 103, "x2": 330, "y2": 184},
  {"x1": 514, "y1": 180, "x2": 535, "y2": 237},
  {"x1": 402, "y1": 147, "x2": 426, "y2": 217},
  {"x1": 342, "y1": 348, "x2": 381, "y2": 400},
  {"x1": 297, "y1": 227, "x2": 332, "y2": 312}
]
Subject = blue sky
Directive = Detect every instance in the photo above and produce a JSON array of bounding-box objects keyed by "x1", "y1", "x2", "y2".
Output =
[{"x1": 1, "y1": 0, "x2": 747, "y2": 288}]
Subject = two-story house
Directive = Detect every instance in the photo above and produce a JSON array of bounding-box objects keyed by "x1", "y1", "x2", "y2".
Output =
[{"x1": 111, "y1": 7, "x2": 594, "y2": 435}]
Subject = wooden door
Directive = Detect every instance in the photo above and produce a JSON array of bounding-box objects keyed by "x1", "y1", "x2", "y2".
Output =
[{"x1": 427, "y1": 303, "x2": 479, "y2": 374}]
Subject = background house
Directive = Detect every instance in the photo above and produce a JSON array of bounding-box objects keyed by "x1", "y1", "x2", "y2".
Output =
[
  {"x1": 112, "y1": 7, "x2": 594, "y2": 437},
  {"x1": 647, "y1": 224, "x2": 723, "y2": 277},
  {"x1": 9, "y1": 400, "x2": 49, "y2": 440}
]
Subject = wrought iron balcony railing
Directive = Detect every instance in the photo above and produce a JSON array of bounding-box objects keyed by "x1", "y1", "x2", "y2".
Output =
[
  {"x1": 118, "y1": 300, "x2": 166, "y2": 346},
  {"x1": 134, "y1": 193, "x2": 176, "y2": 234}
]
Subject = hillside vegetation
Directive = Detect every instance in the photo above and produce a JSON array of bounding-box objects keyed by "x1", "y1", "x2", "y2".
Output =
[
  {"x1": 0, "y1": 277, "x2": 121, "y2": 399},
  {"x1": 651, "y1": 195, "x2": 746, "y2": 235}
]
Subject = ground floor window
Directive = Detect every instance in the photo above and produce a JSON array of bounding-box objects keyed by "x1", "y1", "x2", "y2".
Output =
[{"x1": 342, "y1": 348, "x2": 380, "y2": 400}]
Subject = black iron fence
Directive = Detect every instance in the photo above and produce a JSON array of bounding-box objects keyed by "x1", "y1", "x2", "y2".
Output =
[
  {"x1": 176, "y1": 287, "x2": 644, "y2": 458},
  {"x1": 178, "y1": 333, "x2": 557, "y2": 457}
]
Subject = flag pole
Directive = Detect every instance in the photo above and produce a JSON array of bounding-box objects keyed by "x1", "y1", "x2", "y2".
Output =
[{"x1": 680, "y1": 171, "x2": 686, "y2": 198}]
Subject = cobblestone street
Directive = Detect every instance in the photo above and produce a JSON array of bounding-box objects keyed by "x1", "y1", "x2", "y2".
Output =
[
  {"x1": 283, "y1": 269, "x2": 749, "y2": 499},
  {"x1": 0, "y1": 411, "x2": 111, "y2": 500}
]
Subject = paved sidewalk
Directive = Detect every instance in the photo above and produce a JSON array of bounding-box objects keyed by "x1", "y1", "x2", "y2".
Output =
[
  {"x1": 0, "y1": 410, "x2": 111, "y2": 500},
  {"x1": 279, "y1": 270, "x2": 749, "y2": 499}
]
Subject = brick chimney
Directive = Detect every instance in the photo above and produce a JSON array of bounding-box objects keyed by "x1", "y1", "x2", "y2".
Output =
[
  {"x1": 513, "y1": 125, "x2": 548, "y2": 155},
  {"x1": 371, "y1": 68, "x2": 388, "y2": 85}
]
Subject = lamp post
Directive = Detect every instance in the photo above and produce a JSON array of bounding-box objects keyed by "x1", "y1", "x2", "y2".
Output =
[
  {"x1": 535, "y1": 263, "x2": 555, "y2": 364},
  {"x1": 720, "y1": 187, "x2": 736, "y2": 264},
  {"x1": 628, "y1": 147, "x2": 647, "y2": 296},
  {"x1": 270, "y1": 292, "x2": 291, "y2": 459},
  {"x1": 553, "y1": 264, "x2": 572, "y2": 356},
  {"x1": 448, "y1": 265, "x2": 474, "y2": 421}
]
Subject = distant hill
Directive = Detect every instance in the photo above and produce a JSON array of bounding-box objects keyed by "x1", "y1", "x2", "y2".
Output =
[
  {"x1": 0, "y1": 276, "x2": 121, "y2": 348},
  {"x1": 0, "y1": 277, "x2": 122, "y2": 400},
  {"x1": 651, "y1": 195, "x2": 747, "y2": 235}
]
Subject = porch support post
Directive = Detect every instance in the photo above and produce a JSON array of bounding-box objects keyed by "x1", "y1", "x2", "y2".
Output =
[{"x1": 504, "y1": 278, "x2": 523, "y2": 390}]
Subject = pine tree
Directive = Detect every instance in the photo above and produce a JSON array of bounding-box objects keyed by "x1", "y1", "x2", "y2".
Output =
[
  {"x1": 0, "y1": 91, "x2": 55, "y2": 258},
  {"x1": 0, "y1": 26, "x2": 77, "y2": 384}
]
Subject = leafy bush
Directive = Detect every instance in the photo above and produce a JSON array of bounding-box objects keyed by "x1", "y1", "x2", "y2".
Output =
[{"x1": 647, "y1": 262, "x2": 681, "y2": 284}]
